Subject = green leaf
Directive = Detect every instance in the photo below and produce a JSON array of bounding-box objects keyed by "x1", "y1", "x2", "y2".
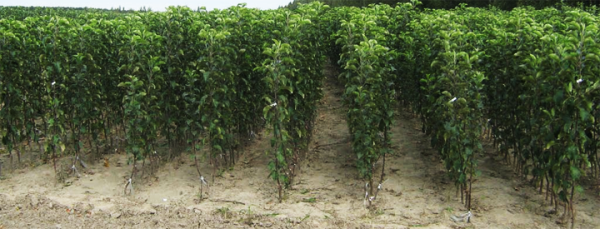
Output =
[
  {"x1": 263, "y1": 105, "x2": 272, "y2": 119},
  {"x1": 544, "y1": 141, "x2": 555, "y2": 150},
  {"x1": 59, "y1": 143, "x2": 66, "y2": 153},
  {"x1": 579, "y1": 108, "x2": 590, "y2": 121},
  {"x1": 203, "y1": 71, "x2": 210, "y2": 82},
  {"x1": 570, "y1": 166, "x2": 581, "y2": 180},
  {"x1": 575, "y1": 185, "x2": 584, "y2": 193}
]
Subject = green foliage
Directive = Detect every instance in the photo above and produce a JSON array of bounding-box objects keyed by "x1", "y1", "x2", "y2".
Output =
[
  {"x1": 284, "y1": 0, "x2": 600, "y2": 10},
  {"x1": 258, "y1": 2, "x2": 329, "y2": 202},
  {"x1": 386, "y1": 3, "x2": 598, "y2": 225},
  {"x1": 1, "y1": 4, "x2": 599, "y2": 226},
  {"x1": 327, "y1": 4, "x2": 395, "y2": 206},
  {"x1": 0, "y1": 6, "x2": 263, "y2": 176}
]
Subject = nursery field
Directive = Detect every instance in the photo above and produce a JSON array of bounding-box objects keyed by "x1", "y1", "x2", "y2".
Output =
[
  {"x1": 1, "y1": 67, "x2": 598, "y2": 228},
  {"x1": 2, "y1": 1, "x2": 600, "y2": 228}
]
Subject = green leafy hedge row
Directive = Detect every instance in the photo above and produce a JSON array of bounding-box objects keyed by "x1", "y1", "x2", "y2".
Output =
[
  {"x1": 258, "y1": 2, "x2": 329, "y2": 201},
  {"x1": 0, "y1": 3, "x2": 328, "y2": 198},
  {"x1": 324, "y1": 5, "x2": 397, "y2": 206},
  {"x1": 387, "y1": 2, "x2": 600, "y2": 224},
  {"x1": 323, "y1": 2, "x2": 599, "y2": 219},
  {"x1": 479, "y1": 7, "x2": 600, "y2": 225},
  {"x1": 394, "y1": 4, "x2": 487, "y2": 211},
  {"x1": 2, "y1": 3, "x2": 599, "y2": 218}
]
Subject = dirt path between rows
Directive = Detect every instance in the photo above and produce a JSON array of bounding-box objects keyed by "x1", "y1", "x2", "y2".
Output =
[{"x1": 0, "y1": 64, "x2": 599, "y2": 228}]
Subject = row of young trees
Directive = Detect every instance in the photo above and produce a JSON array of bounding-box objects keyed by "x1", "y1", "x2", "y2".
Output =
[
  {"x1": 2, "y1": 3, "x2": 599, "y2": 226},
  {"x1": 396, "y1": 5, "x2": 600, "y2": 226},
  {"x1": 286, "y1": 0, "x2": 600, "y2": 10},
  {"x1": 322, "y1": 0, "x2": 485, "y2": 211},
  {"x1": 405, "y1": 1, "x2": 599, "y2": 226},
  {"x1": 258, "y1": 3, "x2": 330, "y2": 201},
  {"x1": 0, "y1": 6, "x2": 135, "y2": 20},
  {"x1": 388, "y1": 5, "x2": 487, "y2": 212},
  {"x1": 478, "y1": 7, "x2": 600, "y2": 227},
  {"x1": 0, "y1": 2, "x2": 329, "y2": 200},
  {"x1": 323, "y1": 5, "x2": 396, "y2": 207},
  {"x1": 321, "y1": 1, "x2": 599, "y2": 227}
]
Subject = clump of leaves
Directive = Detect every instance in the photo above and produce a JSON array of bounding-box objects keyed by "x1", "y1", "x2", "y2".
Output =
[
  {"x1": 215, "y1": 207, "x2": 232, "y2": 219},
  {"x1": 301, "y1": 197, "x2": 317, "y2": 203}
]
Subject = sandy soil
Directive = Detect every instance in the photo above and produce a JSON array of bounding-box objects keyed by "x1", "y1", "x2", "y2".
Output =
[{"x1": 0, "y1": 66, "x2": 599, "y2": 229}]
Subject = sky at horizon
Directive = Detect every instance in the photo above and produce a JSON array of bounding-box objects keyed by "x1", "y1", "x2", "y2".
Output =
[{"x1": 1, "y1": 0, "x2": 292, "y2": 11}]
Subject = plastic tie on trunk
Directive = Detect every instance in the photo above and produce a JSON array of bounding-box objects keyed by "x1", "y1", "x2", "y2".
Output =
[
  {"x1": 450, "y1": 210, "x2": 472, "y2": 223},
  {"x1": 126, "y1": 178, "x2": 134, "y2": 195}
]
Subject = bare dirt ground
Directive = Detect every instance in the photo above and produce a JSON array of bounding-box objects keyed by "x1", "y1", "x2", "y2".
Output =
[{"x1": 1, "y1": 66, "x2": 599, "y2": 228}]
